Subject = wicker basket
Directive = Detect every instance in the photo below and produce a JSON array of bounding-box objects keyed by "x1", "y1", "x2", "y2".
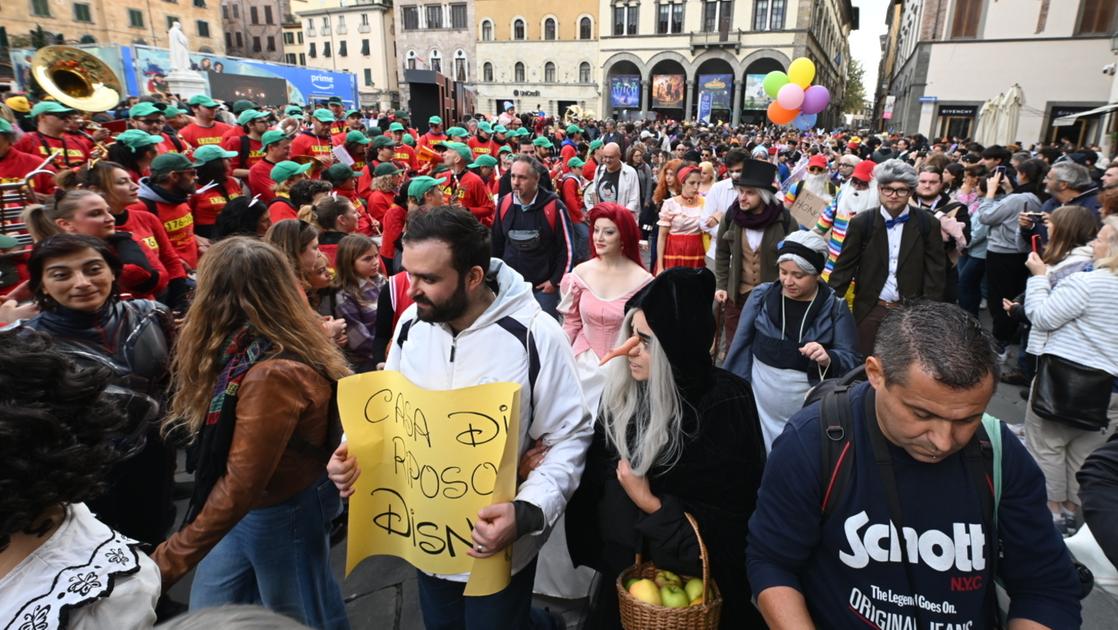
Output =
[{"x1": 616, "y1": 513, "x2": 723, "y2": 630}]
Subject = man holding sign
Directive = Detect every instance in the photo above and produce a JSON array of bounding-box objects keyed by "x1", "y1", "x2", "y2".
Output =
[{"x1": 328, "y1": 206, "x2": 592, "y2": 629}]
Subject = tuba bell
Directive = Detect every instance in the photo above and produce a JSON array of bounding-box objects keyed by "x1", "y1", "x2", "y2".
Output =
[{"x1": 31, "y1": 46, "x2": 123, "y2": 113}]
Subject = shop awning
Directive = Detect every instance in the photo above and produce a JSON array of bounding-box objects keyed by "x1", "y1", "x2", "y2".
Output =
[{"x1": 1053, "y1": 103, "x2": 1118, "y2": 127}]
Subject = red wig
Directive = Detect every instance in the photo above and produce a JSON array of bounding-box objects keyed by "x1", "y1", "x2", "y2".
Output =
[{"x1": 588, "y1": 202, "x2": 644, "y2": 269}]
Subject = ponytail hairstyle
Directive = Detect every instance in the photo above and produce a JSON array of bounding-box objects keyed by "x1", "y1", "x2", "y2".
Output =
[
  {"x1": 21, "y1": 189, "x2": 103, "y2": 242},
  {"x1": 313, "y1": 195, "x2": 352, "y2": 231},
  {"x1": 264, "y1": 219, "x2": 318, "y2": 287}
]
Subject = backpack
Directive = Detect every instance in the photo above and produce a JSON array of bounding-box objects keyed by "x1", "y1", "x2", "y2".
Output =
[
  {"x1": 497, "y1": 192, "x2": 560, "y2": 234},
  {"x1": 394, "y1": 314, "x2": 541, "y2": 423}
]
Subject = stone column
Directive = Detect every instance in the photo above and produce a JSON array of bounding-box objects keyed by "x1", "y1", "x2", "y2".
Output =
[
  {"x1": 732, "y1": 79, "x2": 744, "y2": 126},
  {"x1": 641, "y1": 80, "x2": 649, "y2": 116},
  {"x1": 684, "y1": 80, "x2": 695, "y2": 120}
]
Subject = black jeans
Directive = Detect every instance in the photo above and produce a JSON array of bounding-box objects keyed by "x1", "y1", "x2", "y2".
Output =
[{"x1": 985, "y1": 251, "x2": 1029, "y2": 346}]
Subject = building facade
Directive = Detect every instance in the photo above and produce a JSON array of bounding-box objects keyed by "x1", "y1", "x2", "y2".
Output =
[
  {"x1": 876, "y1": 0, "x2": 1117, "y2": 145},
  {"x1": 221, "y1": 0, "x2": 290, "y2": 62},
  {"x1": 474, "y1": 0, "x2": 601, "y2": 118},
  {"x1": 296, "y1": 0, "x2": 399, "y2": 109},
  {"x1": 282, "y1": 9, "x2": 307, "y2": 68},
  {"x1": 393, "y1": 1, "x2": 477, "y2": 108},
  {"x1": 598, "y1": 0, "x2": 856, "y2": 126},
  {"x1": 1, "y1": 0, "x2": 224, "y2": 52}
]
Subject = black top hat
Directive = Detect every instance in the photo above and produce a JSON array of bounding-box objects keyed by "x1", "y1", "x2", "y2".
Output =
[{"x1": 732, "y1": 159, "x2": 779, "y2": 192}]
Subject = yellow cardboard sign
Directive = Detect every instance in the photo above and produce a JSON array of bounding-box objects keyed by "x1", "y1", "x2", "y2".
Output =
[{"x1": 338, "y1": 370, "x2": 521, "y2": 596}]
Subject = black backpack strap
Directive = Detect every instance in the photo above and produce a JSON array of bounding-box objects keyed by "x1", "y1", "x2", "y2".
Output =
[
  {"x1": 495, "y1": 315, "x2": 540, "y2": 427},
  {"x1": 819, "y1": 387, "x2": 855, "y2": 518},
  {"x1": 962, "y1": 423, "x2": 1003, "y2": 629},
  {"x1": 240, "y1": 134, "x2": 251, "y2": 169},
  {"x1": 140, "y1": 197, "x2": 159, "y2": 216},
  {"x1": 395, "y1": 318, "x2": 414, "y2": 348}
]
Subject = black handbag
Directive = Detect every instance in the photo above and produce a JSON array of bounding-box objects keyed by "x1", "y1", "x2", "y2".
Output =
[{"x1": 1030, "y1": 354, "x2": 1114, "y2": 431}]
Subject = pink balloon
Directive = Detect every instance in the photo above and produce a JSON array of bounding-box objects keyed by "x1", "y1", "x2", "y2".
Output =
[
  {"x1": 777, "y1": 83, "x2": 805, "y2": 110},
  {"x1": 801, "y1": 85, "x2": 831, "y2": 115}
]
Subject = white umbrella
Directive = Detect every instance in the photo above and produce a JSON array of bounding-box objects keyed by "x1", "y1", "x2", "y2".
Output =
[
  {"x1": 974, "y1": 96, "x2": 998, "y2": 145},
  {"x1": 996, "y1": 84, "x2": 1023, "y2": 145}
]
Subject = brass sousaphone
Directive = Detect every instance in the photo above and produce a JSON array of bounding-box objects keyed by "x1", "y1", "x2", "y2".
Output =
[{"x1": 31, "y1": 45, "x2": 123, "y2": 112}]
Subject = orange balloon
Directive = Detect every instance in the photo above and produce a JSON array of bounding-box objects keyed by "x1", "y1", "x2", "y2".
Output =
[{"x1": 767, "y1": 102, "x2": 799, "y2": 125}]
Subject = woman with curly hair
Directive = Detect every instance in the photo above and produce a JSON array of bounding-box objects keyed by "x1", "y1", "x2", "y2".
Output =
[
  {"x1": 647, "y1": 158, "x2": 683, "y2": 262},
  {"x1": 0, "y1": 330, "x2": 161, "y2": 629},
  {"x1": 20, "y1": 234, "x2": 176, "y2": 547},
  {"x1": 152, "y1": 237, "x2": 351, "y2": 626}
]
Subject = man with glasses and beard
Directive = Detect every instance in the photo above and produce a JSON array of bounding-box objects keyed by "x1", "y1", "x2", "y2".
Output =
[
  {"x1": 815, "y1": 160, "x2": 878, "y2": 281},
  {"x1": 15, "y1": 101, "x2": 91, "y2": 167},
  {"x1": 129, "y1": 153, "x2": 203, "y2": 271},
  {"x1": 828, "y1": 159, "x2": 946, "y2": 354},
  {"x1": 785, "y1": 154, "x2": 838, "y2": 207},
  {"x1": 326, "y1": 206, "x2": 592, "y2": 630},
  {"x1": 128, "y1": 102, "x2": 190, "y2": 155}
]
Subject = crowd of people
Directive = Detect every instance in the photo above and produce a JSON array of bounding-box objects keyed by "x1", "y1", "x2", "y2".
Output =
[{"x1": 3, "y1": 87, "x2": 1118, "y2": 630}]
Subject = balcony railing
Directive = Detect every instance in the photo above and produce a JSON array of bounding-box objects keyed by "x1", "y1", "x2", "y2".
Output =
[{"x1": 690, "y1": 30, "x2": 743, "y2": 51}]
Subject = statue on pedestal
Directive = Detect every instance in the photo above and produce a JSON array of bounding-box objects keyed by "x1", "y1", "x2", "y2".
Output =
[{"x1": 169, "y1": 22, "x2": 191, "y2": 73}]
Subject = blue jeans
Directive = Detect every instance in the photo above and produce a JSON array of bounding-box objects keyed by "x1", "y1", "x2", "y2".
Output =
[
  {"x1": 188, "y1": 475, "x2": 349, "y2": 630},
  {"x1": 416, "y1": 559, "x2": 537, "y2": 630},
  {"x1": 571, "y1": 221, "x2": 590, "y2": 266},
  {"x1": 956, "y1": 254, "x2": 986, "y2": 317},
  {"x1": 533, "y1": 289, "x2": 560, "y2": 320}
]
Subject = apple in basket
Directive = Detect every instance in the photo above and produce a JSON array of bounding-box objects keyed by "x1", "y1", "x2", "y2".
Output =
[
  {"x1": 653, "y1": 569, "x2": 682, "y2": 588},
  {"x1": 628, "y1": 579, "x2": 662, "y2": 606},
  {"x1": 660, "y1": 584, "x2": 691, "y2": 609},
  {"x1": 684, "y1": 577, "x2": 705, "y2": 603}
]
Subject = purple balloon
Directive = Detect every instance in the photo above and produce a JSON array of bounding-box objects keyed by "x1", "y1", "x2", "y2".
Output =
[{"x1": 801, "y1": 85, "x2": 831, "y2": 115}]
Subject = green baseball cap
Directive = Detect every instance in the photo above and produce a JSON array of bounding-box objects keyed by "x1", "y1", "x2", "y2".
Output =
[
  {"x1": 30, "y1": 101, "x2": 74, "y2": 118},
  {"x1": 128, "y1": 102, "x2": 163, "y2": 119},
  {"x1": 188, "y1": 94, "x2": 221, "y2": 108},
  {"x1": 232, "y1": 99, "x2": 258, "y2": 114},
  {"x1": 467, "y1": 154, "x2": 498, "y2": 168},
  {"x1": 345, "y1": 130, "x2": 371, "y2": 145},
  {"x1": 345, "y1": 109, "x2": 361, "y2": 118},
  {"x1": 478, "y1": 122, "x2": 493, "y2": 134},
  {"x1": 498, "y1": 145, "x2": 512, "y2": 154},
  {"x1": 113, "y1": 129, "x2": 165, "y2": 152},
  {"x1": 494, "y1": 125, "x2": 508, "y2": 134},
  {"x1": 150, "y1": 152, "x2": 200, "y2": 176},
  {"x1": 428, "y1": 115, "x2": 443, "y2": 125},
  {"x1": 566, "y1": 124, "x2": 583, "y2": 135},
  {"x1": 408, "y1": 176, "x2": 447, "y2": 199},
  {"x1": 237, "y1": 109, "x2": 270, "y2": 125},
  {"x1": 395, "y1": 110, "x2": 410, "y2": 120},
  {"x1": 446, "y1": 126, "x2": 468, "y2": 138},
  {"x1": 372, "y1": 136, "x2": 396, "y2": 149},
  {"x1": 192, "y1": 144, "x2": 238, "y2": 164},
  {"x1": 261, "y1": 130, "x2": 288, "y2": 148},
  {"x1": 516, "y1": 128, "x2": 532, "y2": 137},
  {"x1": 567, "y1": 157, "x2": 585, "y2": 169},
  {"x1": 388, "y1": 122, "x2": 406, "y2": 132},
  {"x1": 312, "y1": 109, "x2": 335, "y2": 123},
  {"x1": 327, "y1": 96, "x2": 343, "y2": 105},
  {"x1": 443, "y1": 141, "x2": 473, "y2": 163},
  {"x1": 402, "y1": 133, "x2": 416, "y2": 146},
  {"x1": 368, "y1": 127, "x2": 383, "y2": 137},
  {"x1": 0, "y1": 119, "x2": 14, "y2": 135},
  {"x1": 532, "y1": 137, "x2": 553, "y2": 149},
  {"x1": 163, "y1": 105, "x2": 187, "y2": 117},
  {"x1": 271, "y1": 160, "x2": 313, "y2": 183},
  {"x1": 589, "y1": 139, "x2": 604, "y2": 151},
  {"x1": 373, "y1": 162, "x2": 403, "y2": 177},
  {"x1": 324, "y1": 163, "x2": 356, "y2": 183},
  {"x1": 284, "y1": 105, "x2": 305, "y2": 116}
]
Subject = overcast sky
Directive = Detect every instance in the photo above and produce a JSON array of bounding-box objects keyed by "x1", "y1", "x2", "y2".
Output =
[{"x1": 849, "y1": 0, "x2": 890, "y2": 98}]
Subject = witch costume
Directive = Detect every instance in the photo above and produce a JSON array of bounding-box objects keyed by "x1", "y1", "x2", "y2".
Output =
[{"x1": 565, "y1": 267, "x2": 768, "y2": 629}]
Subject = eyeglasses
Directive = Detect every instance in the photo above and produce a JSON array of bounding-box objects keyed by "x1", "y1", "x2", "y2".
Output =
[
  {"x1": 879, "y1": 186, "x2": 911, "y2": 197},
  {"x1": 140, "y1": 118, "x2": 164, "y2": 125},
  {"x1": 851, "y1": 179, "x2": 869, "y2": 189},
  {"x1": 808, "y1": 167, "x2": 826, "y2": 174}
]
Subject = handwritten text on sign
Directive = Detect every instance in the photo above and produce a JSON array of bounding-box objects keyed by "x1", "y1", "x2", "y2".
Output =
[{"x1": 338, "y1": 371, "x2": 521, "y2": 595}]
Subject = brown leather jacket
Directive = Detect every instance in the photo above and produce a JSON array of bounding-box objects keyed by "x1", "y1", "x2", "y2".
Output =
[{"x1": 152, "y1": 359, "x2": 333, "y2": 589}]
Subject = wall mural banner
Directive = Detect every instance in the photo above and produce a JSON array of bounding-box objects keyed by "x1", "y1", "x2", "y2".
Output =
[
  {"x1": 11, "y1": 45, "x2": 358, "y2": 107},
  {"x1": 651, "y1": 74, "x2": 685, "y2": 109},
  {"x1": 697, "y1": 73, "x2": 733, "y2": 110},
  {"x1": 742, "y1": 74, "x2": 771, "y2": 111},
  {"x1": 609, "y1": 75, "x2": 641, "y2": 109}
]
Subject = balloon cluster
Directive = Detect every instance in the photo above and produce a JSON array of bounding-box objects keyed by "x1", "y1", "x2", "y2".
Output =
[{"x1": 763, "y1": 58, "x2": 831, "y2": 130}]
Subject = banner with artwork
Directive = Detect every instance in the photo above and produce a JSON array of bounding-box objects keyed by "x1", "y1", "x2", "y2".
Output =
[
  {"x1": 651, "y1": 74, "x2": 684, "y2": 109},
  {"x1": 609, "y1": 75, "x2": 641, "y2": 109},
  {"x1": 10, "y1": 44, "x2": 358, "y2": 107},
  {"x1": 697, "y1": 74, "x2": 733, "y2": 110},
  {"x1": 742, "y1": 74, "x2": 771, "y2": 110}
]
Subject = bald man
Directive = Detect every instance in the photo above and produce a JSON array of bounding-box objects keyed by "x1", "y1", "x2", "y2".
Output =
[{"x1": 584, "y1": 141, "x2": 641, "y2": 216}]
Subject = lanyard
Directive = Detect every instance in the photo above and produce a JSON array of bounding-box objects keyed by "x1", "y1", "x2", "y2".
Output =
[{"x1": 38, "y1": 133, "x2": 75, "y2": 168}]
